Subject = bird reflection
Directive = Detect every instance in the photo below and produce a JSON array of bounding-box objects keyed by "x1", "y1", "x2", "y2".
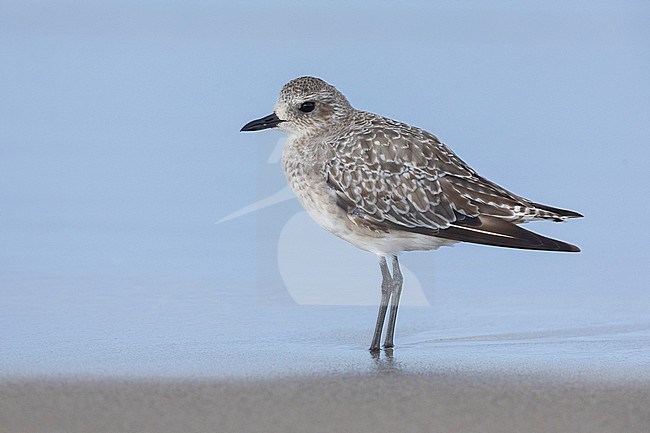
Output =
[{"x1": 370, "y1": 348, "x2": 402, "y2": 374}]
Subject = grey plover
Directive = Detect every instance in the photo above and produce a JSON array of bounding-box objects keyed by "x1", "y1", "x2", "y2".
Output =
[{"x1": 241, "y1": 76, "x2": 582, "y2": 352}]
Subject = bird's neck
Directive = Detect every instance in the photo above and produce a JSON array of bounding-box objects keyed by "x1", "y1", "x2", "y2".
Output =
[{"x1": 281, "y1": 133, "x2": 326, "y2": 166}]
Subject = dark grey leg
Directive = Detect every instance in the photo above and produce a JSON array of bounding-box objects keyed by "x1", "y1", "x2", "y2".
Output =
[
  {"x1": 370, "y1": 256, "x2": 392, "y2": 352},
  {"x1": 384, "y1": 255, "x2": 404, "y2": 348}
]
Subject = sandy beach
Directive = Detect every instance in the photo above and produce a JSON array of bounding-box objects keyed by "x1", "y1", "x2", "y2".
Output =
[
  {"x1": 2, "y1": 298, "x2": 649, "y2": 433},
  {"x1": 2, "y1": 371, "x2": 649, "y2": 433}
]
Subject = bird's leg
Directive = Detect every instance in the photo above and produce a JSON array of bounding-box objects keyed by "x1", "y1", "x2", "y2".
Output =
[
  {"x1": 370, "y1": 256, "x2": 392, "y2": 352},
  {"x1": 384, "y1": 255, "x2": 404, "y2": 348}
]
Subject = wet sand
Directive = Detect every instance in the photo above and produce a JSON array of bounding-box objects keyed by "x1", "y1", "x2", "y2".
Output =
[{"x1": 2, "y1": 371, "x2": 648, "y2": 433}]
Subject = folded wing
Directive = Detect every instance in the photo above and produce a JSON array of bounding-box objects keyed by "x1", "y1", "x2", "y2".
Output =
[{"x1": 324, "y1": 113, "x2": 581, "y2": 252}]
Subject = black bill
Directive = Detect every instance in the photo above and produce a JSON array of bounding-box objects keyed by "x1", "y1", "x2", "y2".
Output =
[{"x1": 240, "y1": 113, "x2": 284, "y2": 132}]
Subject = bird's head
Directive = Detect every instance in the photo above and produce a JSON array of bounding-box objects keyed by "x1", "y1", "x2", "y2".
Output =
[{"x1": 241, "y1": 76, "x2": 353, "y2": 138}]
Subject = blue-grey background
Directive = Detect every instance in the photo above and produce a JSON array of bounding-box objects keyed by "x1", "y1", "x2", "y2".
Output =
[{"x1": 1, "y1": 0, "x2": 649, "y2": 378}]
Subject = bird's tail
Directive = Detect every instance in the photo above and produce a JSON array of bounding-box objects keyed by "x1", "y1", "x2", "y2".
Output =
[{"x1": 531, "y1": 202, "x2": 584, "y2": 222}]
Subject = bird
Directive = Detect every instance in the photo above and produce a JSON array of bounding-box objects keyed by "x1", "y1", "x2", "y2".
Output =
[{"x1": 241, "y1": 76, "x2": 582, "y2": 352}]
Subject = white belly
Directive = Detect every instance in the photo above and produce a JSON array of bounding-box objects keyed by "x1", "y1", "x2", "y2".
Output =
[{"x1": 285, "y1": 164, "x2": 456, "y2": 255}]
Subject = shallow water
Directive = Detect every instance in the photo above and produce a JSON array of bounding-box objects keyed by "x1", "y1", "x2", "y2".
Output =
[{"x1": 2, "y1": 243, "x2": 649, "y2": 381}]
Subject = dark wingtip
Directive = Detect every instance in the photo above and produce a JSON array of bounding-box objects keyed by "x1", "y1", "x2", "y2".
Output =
[
  {"x1": 561, "y1": 242, "x2": 581, "y2": 253},
  {"x1": 543, "y1": 235, "x2": 581, "y2": 252},
  {"x1": 429, "y1": 216, "x2": 582, "y2": 253}
]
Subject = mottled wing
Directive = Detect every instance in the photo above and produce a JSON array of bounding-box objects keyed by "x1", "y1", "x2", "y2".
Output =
[
  {"x1": 325, "y1": 117, "x2": 456, "y2": 231},
  {"x1": 323, "y1": 113, "x2": 581, "y2": 252},
  {"x1": 324, "y1": 113, "x2": 534, "y2": 231}
]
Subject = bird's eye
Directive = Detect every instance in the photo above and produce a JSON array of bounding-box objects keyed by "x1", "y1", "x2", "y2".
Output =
[{"x1": 299, "y1": 101, "x2": 316, "y2": 113}]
